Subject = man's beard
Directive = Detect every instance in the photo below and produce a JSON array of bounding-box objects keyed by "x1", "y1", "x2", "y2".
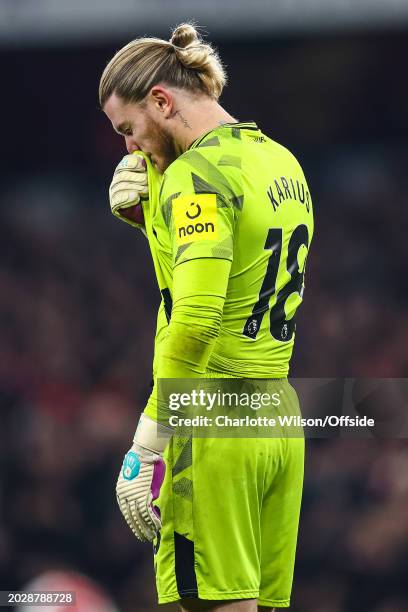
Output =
[{"x1": 149, "y1": 121, "x2": 178, "y2": 174}]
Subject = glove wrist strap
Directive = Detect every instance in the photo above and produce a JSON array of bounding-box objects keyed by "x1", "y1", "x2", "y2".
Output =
[{"x1": 134, "y1": 413, "x2": 173, "y2": 454}]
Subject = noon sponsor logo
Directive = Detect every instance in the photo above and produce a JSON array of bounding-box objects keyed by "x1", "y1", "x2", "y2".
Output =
[
  {"x1": 178, "y1": 219, "x2": 215, "y2": 239},
  {"x1": 173, "y1": 193, "x2": 218, "y2": 245}
]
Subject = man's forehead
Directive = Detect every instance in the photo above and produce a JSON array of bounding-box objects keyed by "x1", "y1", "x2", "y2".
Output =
[
  {"x1": 103, "y1": 93, "x2": 128, "y2": 121},
  {"x1": 103, "y1": 95, "x2": 145, "y2": 136}
]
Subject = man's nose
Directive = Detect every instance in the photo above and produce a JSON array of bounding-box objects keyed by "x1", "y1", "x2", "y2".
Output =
[{"x1": 125, "y1": 136, "x2": 141, "y2": 154}]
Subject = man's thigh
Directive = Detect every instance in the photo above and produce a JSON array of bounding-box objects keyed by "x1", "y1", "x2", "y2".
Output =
[
  {"x1": 258, "y1": 436, "x2": 304, "y2": 608},
  {"x1": 154, "y1": 435, "x2": 264, "y2": 603},
  {"x1": 154, "y1": 404, "x2": 303, "y2": 607}
]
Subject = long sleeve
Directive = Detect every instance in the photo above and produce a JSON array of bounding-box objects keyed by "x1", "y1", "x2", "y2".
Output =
[{"x1": 144, "y1": 257, "x2": 231, "y2": 422}]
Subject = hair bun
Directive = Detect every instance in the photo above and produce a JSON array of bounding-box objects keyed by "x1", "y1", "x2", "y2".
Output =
[
  {"x1": 99, "y1": 23, "x2": 227, "y2": 107},
  {"x1": 170, "y1": 23, "x2": 199, "y2": 49}
]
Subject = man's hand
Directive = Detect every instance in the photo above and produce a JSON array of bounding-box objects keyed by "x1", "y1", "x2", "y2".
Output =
[
  {"x1": 116, "y1": 414, "x2": 172, "y2": 542},
  {"x1": 109, "y1": 153, "x2": 148, "y2": 228},
  {"x1": 116, "y1": 444, "x2": 165, "y2": 541}
]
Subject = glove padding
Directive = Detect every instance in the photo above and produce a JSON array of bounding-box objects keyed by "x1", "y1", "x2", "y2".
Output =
[
  {"x1": 109, "y1": 153, "x2": 148, "y2": 228},
  {"x1": 116, "y1": 444, "x2": 166, "y2": 541},
  {"x1": 116, "y1": 413, "x2": 172, "y2": 542}
]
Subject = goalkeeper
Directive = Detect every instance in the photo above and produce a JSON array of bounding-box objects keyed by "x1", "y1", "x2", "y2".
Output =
[{"x1": 100, "y1": 23, "x2": 314, "y2": 612}]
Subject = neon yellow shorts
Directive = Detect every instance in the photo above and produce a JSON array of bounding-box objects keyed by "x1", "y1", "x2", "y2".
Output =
[{"x1": 153, "y1": 378, "x2": 304, "y2": 607}]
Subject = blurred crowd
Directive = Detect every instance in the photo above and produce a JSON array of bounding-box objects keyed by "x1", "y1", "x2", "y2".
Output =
[{"x1": 1, "y1": 29, "x2": 408, "y2": 612}]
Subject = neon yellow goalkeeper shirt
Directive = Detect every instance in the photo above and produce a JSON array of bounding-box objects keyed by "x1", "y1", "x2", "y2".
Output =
[{"x1": 141, "y1": 121, "x2": 314, "y2": 420}]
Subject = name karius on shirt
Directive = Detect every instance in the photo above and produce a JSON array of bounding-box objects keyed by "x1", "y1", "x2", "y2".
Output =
[{"x1": 267, "y1": 176, "x2": 311, "y2": 213}]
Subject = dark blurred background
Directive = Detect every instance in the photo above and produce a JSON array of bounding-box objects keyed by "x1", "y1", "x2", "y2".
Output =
[{"x1": 1, "y1": 1, "x2": 408, "y2": 611}]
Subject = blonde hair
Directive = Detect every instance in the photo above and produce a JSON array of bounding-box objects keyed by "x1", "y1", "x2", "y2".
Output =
[{"x1": 99, "y1": 23, "x2": 227, "y2": 107}]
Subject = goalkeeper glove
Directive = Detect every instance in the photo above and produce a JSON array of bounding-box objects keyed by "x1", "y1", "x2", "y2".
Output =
[
  {"x1": 109, "y1": 152, "x2": 148, "y2": 229},
  {"x1": 116, "y1": 414, "x2": 172, "y2": 542}
]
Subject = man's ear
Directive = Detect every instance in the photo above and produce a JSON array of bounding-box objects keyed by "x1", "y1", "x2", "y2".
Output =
[{"x1": 149, "y1": 85, "x2": 173, "y2": 118}]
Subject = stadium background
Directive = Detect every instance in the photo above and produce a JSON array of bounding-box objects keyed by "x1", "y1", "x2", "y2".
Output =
[{"x1": 1, "y1": 1, "x2": 407, "y2": 610}]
